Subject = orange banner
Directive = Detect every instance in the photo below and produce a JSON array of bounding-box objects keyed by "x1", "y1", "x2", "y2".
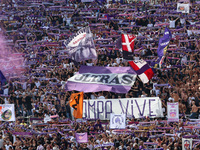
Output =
[{"x1": 69, "y1": 92, "x2": 84, "y2": 119}]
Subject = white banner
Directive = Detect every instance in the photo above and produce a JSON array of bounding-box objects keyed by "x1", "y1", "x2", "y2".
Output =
[
  {"x1": 177, "y1": 3, "x2": 190, "y2": 13},
  {"x1": 182, "y1": 138, "x2": 192, "y2": 150},
  {"x1": 83, "y1": 97, "x2": 163, "y2": 120},
  {"x1": 110, "y1": 114, "x2": 126, "y2": 129},
  {"x1": 0, "y1": 104, "x2": 15, "y2": 121},
  {"x1": 167, "y1": 102, "x2": 179, "y2": 122}
]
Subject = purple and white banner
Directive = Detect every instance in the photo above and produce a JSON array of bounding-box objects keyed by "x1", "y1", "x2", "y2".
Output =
[
  {"x1": 110, "y1": 114, "x2": 126, "y2": 129},
  {"x1": 83, "y1": 97, "x2": 163, "y2": 120},
  {"x1": 63, "y1": 27, "x2": 97, "y2": 62},
  {"x1": 75, "y1": 133, "x2": 88, "y2": 143},
  {"x1": 65, "y1": 66, "x2": 137, "y2": 93},
  {"x1": 167, "y1": 102, "x2": 179, "y2": 122}
]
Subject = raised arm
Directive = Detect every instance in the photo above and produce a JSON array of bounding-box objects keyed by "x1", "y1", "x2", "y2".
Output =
[{"x1": 175, "y1": 17, "x2": 179, "y2": 22}]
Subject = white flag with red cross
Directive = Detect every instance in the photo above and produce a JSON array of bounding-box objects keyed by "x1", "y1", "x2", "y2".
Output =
[{"x1": 121, "y1": 34, "x2": 136, "y2": 60}]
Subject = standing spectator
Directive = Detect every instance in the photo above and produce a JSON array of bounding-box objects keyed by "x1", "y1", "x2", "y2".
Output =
[
  {"x1": 25, "y1": 93, "x2": 32, "y2": 116},
  {"x1": 189, "y1": 100, "x2": 199, "y2": 119},
  {"x1": 17, "y1": 94, "x2": 23, "y2": 116}
]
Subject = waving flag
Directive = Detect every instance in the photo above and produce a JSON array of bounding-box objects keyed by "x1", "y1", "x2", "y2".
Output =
[
  {"x1": 69, "y1": 92, "x2": 84, "y2": 119},
  {"x1": 157, "y1": 28, "x2": 172, "y2": 57},
  {"x1": 121, "y1": 34, "x2": 136, "y2": 60},
  {"x1": 156, "y1": 27, "x2": 172, "y2": 67},
  {"x1": 64, "y1": 27, "x2": 97, "y2": 62},
  {"x1": 129, "y1": 60, "x2": 154, "y2": 84}
]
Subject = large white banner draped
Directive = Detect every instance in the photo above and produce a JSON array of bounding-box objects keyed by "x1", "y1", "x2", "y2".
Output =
[{"x1": 83, "y1": 97, "x2": 163, "y2": 120}]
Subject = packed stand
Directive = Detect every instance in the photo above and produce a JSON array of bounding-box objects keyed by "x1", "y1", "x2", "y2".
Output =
[{"x1": 0, "y1": 0, "x2": 199, "y2": 149}]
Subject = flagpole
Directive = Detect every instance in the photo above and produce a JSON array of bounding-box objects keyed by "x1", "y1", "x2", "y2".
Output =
[{"x1": 71, "y1": 107, "x2": 75, "y2": 121}]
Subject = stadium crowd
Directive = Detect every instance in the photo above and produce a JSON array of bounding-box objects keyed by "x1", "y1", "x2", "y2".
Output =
[{"x1": 0, "y1": 0, "x2": 199, "y2": 149}]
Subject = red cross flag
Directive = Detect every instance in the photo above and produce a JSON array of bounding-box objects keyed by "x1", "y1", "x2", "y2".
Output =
[{"x1": 121, "y1": 34, "x2": 136, "y2": 60}]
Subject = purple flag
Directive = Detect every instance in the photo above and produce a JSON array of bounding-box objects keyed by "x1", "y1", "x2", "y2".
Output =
[
  {"x1": 157, "y1": 27, "x2": 172, "y2": 58},
  {"x1": 75, "y1": 133, "x2": 88, "y2": 143},
  {"x1": 65, "y1": 66, "x2": 137, "y2": 93},
  {"x1": 155, "y1": 28, "x2": 172, "y2": 67}
]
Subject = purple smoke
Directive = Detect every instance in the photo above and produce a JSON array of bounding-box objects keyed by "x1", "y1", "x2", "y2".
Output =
[{"x1": 0, "y1": 34, "x2": 25, "y2": 79}]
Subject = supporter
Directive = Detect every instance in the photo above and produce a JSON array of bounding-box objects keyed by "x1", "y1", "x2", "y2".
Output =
[
  {"x1": 36, "y1": 141, "x2": 44, "y2": 150},
  {"x1": 168, "y1": 17, "x2": 179, "y2": 29},
  {"x1": 189, "y1": 100, "x2": 199, "y2": 119},
  {"x1": 94, "y1": 120, "x2": 103, "y2": 132},
  {"x1": 97, "y1": 92, "x2": 105, "y2": 99}
]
